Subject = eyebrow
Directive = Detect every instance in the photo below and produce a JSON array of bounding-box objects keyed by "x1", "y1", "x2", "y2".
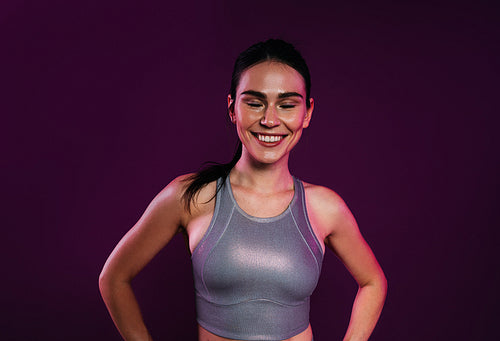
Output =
[{"x1": 240, "y1": 90, "x2": 303, "y2": 99}]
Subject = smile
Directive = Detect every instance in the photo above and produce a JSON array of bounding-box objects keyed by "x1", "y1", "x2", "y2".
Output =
[{"x1": 254, "y1": 133, "x2": 285, "y2": 143}]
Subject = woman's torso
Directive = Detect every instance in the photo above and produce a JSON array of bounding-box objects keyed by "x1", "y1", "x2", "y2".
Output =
[{"x1": 184, "y1": 175, "x2": 324, "y2": 341}]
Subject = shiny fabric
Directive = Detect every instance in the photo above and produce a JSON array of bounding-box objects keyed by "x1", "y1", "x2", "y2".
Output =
[{"x1": 191, "y1": 176, "x2": 324, "y2": 340}]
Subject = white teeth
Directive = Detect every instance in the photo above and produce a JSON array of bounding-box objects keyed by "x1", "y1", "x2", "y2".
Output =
[{"x1": 257, "y1": 134, "x2": 283, "y2": 143}]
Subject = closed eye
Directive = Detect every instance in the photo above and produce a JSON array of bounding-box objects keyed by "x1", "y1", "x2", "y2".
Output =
[
  {"x1": 247, "y1": 102, "x2": 263, "y2": 108},
  {"x1": 280, "y1": 104, "x2": 296, "y2": 109}
]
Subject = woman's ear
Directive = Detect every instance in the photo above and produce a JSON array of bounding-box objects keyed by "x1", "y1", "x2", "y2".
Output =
[
  {"x1": 303, "y1": 97, "x2": 314, "y2": 128},
  {"x1": 228, "y1": 94, "x2": 236, "y2": 123}
]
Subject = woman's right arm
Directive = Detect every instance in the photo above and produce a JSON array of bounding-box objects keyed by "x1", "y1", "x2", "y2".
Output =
[{"x1": 98, "y1": 176, "x2": 189, "y2": 341}]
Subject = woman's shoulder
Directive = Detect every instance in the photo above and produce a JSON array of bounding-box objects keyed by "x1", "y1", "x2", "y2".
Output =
[
  {"x1": 301, "y1": 180, "x2": 346, "y2": 209},
  {"x1": 301, "y1": 180, "x2": 354, "y2": 235},
  {"x1": 160, "y1": 173, "x2": 217, "y2": 196},
  {"x1": 155, "y1": 174, "x2": 191, "y2": 202},
  {"x1": 162, "y1": 173, "x2": 218, "y2": 212}
]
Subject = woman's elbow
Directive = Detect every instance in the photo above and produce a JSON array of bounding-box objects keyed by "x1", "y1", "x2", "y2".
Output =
[
  {"x1": 373, "y1": 271, "x2": 388, "y2": 302},
  {"x1": 98, "y1": 267, "x2": 112, "y2": 296},
  {"x1": 98, "y1": 265, "x2": 127, "y2": 296},
  {"x1": 373, "y1": 269, "x2": 387, "y2": 294},
  {"x1": 360, "y1": 270, "x2": 387, "y2": 297}
]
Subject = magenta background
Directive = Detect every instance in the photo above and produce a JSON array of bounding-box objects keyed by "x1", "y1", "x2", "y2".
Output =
[{"x1": 2, "y1": 1, "x2": 498, "y2": 340}]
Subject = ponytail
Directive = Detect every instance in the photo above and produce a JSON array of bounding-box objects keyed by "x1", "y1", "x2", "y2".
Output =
[{"x1": 182, "y1": 141, "x2": 242, "y2": 213}]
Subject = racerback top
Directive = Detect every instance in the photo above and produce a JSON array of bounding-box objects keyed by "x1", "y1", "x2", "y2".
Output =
[{"x1": 191, "y1": 175, "x2": 324, "y2": 340}]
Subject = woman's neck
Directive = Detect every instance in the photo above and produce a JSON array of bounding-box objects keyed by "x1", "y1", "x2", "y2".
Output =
[{"x1": 231, "y1": 152, "x2": 293, "y2": 194}]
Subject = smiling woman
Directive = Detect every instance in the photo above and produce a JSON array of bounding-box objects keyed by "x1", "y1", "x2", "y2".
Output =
[
  {"x1": 230, "y1": 61, "x2": 313, "y2": 166},
  {"x1": 99, "y1": 39, "x2": 387, "y2": 341}
]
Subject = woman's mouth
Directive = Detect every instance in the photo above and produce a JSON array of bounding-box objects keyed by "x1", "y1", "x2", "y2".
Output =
[{"x1": 252, "y1": 133, "x2": 286, "y2": 145}]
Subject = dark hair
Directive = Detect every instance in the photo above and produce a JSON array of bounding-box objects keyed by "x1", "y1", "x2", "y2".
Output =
[{"x1": 182, "y1": 39, "x2": 311, "y2": 212}]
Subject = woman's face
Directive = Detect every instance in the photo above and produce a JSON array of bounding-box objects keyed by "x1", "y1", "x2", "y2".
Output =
[{"x1": 229, "y1": 61, "x2": 314, "y2": 165}]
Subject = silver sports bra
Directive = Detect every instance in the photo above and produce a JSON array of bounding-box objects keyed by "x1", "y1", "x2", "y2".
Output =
[{"x1": 191, "y1": 175, "x2": 324, "y2": 340}]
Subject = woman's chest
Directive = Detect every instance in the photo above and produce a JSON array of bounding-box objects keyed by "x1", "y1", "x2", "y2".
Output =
[{"x1": 199, "y1": 216, "x2": 321, "y2": 304}]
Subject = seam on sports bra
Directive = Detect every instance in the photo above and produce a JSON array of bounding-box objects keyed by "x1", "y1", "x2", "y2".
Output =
[
  {"x1": 201, "y1": 204, "x2": 236, "y2": 301},
  {"x1": 191, "y1": 178, "x2": 223, "y2": 259},
  {"x1": 289, "y1": 208, "x2": 321, "y2": 276},
  {"x1": 298, "y1": 179, "x2": 325, "y2": 258},
  {"x1": 197, "y1": 295, "x2": 308, "y2": 307}
]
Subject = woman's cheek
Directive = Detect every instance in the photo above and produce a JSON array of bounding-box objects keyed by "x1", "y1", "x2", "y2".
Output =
[{"x1": 282, "y1": 115, "x2": 305, "y2": 130}]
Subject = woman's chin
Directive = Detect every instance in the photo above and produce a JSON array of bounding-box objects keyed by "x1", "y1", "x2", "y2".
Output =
[{"x1": 248, "y1": 151, "x2": 289, "y2": 167}]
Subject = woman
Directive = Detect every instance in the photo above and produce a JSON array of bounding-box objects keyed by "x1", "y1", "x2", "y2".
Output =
[{"x1": 99, "y1": 39, "x2": 387, "y2": 341}]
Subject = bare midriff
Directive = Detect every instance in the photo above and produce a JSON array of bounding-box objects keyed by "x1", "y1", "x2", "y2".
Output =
[{"x1": 197, "y1": 324, "x2": 313, "y2": 341}]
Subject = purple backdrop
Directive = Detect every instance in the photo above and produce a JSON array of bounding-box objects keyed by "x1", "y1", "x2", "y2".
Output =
[{"x1": 2, "y1": 1, "x2": 498, "y2": 340}]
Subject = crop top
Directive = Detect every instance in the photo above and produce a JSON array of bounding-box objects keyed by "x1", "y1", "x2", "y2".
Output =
[{"x1": 191, "y1": 175, "x2": 324, "y2": 340}]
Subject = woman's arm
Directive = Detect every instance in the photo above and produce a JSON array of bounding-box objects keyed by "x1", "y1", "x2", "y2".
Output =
[
  {"x1": 327, "y1": 207, "x2": 387, "y2": 341},
  {"x1": 306, "y1": 185, "x2": 387, "y2": 341},
  {"x1": 98, "y1": 176, "x2": 189, "y2": 341}
]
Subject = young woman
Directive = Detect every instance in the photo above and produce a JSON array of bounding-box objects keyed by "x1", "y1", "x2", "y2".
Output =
[{"x1": 99, "y1": 39, "x2": 387, "y2": 341}]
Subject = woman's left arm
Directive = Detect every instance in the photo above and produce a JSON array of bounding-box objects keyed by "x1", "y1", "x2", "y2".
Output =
[{"x1": 306, "y1": 186, "x2": 387, "y2": 341}]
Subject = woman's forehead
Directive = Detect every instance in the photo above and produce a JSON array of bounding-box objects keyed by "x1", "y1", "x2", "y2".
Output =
[{"x1": 237, "y1": 61, "x2": 306, "y2": 96}]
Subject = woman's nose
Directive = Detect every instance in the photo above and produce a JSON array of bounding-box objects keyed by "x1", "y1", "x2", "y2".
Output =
[{"x1": 260, "y1": 107, "x2": 280, "y2": 127}]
